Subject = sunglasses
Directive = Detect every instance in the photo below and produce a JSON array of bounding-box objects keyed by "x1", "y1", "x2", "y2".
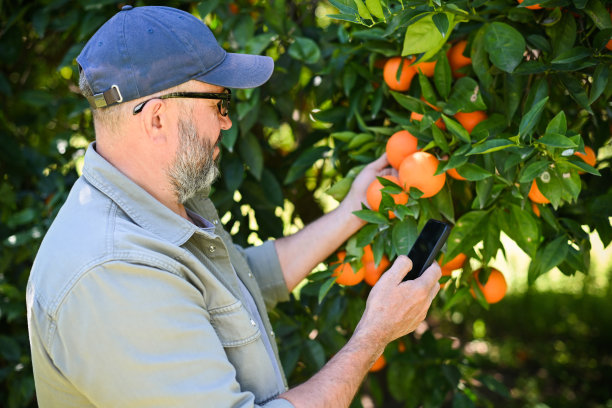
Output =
[{"x1": 132, "y1": 89, "x2": 231, "y2": 116}]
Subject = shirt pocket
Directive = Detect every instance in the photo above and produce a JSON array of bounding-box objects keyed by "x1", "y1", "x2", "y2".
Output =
[{"x1": 209, "y1": 301, "x2": 261, "y2": 347}]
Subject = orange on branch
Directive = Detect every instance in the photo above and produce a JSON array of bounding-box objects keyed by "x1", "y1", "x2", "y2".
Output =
[
  {"x1": 575, "y1": 146, "x2": 596, "y2": 173},
  {"x1": 398, "y1": 152, "x2": 446, "y2": 198},
  {"x1": 439, "y1": 253, "x2": 467, "y2": 271},
  {"x1": 471, "y1": 269, "x2": 507, "y2": 304},
  {"x1": 454, "y1": 111, "x2": 487, "y2": 133},
  {"x1": 448, "y1": 40, "x2": 471, "y2": 77},
  {"x1": 412, "y1": 60, "x2": 436, "y2": 77},
  {"x1": 369, "y1": 355, "x2": 387, "y2": 372},
  {"x1": 366, "y1": 175, "x2": 408, "y2": 219},
  {"x1": 332, "y1": 251, "x2": 365, "y2": 286},
  {"x1": 411, "y1": 111, "x2": 446, "y2": 130},
  {"x1": 383, "y1": 57, "x2": 416, "y2": 91},
  {"x1": 447, "y1": 167, "x2": 466, "y2": 181},
  {"x1": 362, "y1": 244, "x2": 374, "y2": 263},
  {"x1": 517, "y1": 0, "x2": 542, "y2": 9},
  {"x1": 364, "y1": 256, "x2": 391, "y2": 286},
  {"x1": 531, "y1": 202, "x2": 541, "y2": 217},
  {"x1": 386, "y1": 130, "x2": 419, "y2": 169},
  {"x1": 528, "y1": 180, "x2": 550, "y2": 204}
]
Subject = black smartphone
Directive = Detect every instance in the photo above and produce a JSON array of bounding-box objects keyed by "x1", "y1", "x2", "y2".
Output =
[{"x1": 403, "y1": 219, "x2": 452, "y2": 281}]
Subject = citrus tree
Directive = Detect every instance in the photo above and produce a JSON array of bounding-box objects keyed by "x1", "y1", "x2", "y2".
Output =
[{"x1": 1, "y1": 0, "x2": 611, "y2": 407}]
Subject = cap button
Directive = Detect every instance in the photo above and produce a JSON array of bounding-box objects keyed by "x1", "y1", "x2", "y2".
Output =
[{"x1": 121, "y1": 5, "x2": 133, "y2": 11}]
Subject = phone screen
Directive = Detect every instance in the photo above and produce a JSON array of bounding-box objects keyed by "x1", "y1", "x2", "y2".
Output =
[{"x1": 403, "y1": 219, "x2": 451, "y2": 281}]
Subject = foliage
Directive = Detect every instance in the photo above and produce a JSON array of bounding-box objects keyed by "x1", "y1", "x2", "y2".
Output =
[{"x1": 1, "y1": 0, "x2": 611, "y2": 407}]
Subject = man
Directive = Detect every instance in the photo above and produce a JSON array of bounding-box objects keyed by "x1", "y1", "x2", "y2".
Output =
[{"x1": 26, "y1": 5, "x2": 441, "y2": 407}]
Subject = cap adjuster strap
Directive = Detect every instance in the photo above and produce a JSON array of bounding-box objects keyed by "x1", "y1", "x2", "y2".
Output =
[{"x1": 88, "y1": 84, "x2": 123, "y2": 109}]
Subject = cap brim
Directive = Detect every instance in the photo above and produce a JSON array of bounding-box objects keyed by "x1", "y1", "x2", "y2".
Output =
[{"x1": 196, "y1": 53, "x2": 274, "y2": 89}]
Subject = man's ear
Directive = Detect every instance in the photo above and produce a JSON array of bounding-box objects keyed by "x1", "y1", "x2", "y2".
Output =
[{"x1": 139, "y1": 99, "x2": 170, "y2": 143}]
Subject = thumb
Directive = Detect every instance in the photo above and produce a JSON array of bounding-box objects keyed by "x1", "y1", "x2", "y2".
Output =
[{"x1": 383, "y1": 255, "x2": 413, "y2": 284}]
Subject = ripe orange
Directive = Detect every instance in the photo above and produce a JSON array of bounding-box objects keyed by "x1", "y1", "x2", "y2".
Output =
[
  {"x1": 364, "y1": 256, "x2": 391, "y2": 286},
  {"x1": 228, "y1": 3, "x2": 240, "y2": 14},
  {"x1": 362, "y1": 244, "x2": 374, "y2": 263},
  {"x1": 528, "y1": 180, "x2": 550, "y2": 204},
  {"x1": 454, "y1": 111, "x2": 488, "y2": 133},
  {"x1": 471, "y1": 268, "x2": 507, "y2": 304},
  {"x1": 398, "y1": 151, "x2": 446, "y2": 198},
  {"x1": 439, "y1": 253, "x2": 467, "y2": 270},
  {"x1": 366, "y1": 175, "x2": 408, "y2": 219},
  {"x1": 369, "y1": 355, "x2": 387, "y2": 372},
  {"x1": 447, "y1": 167, "x2": 466, "y2": 181},
  {"x1": 575, "y1": 146, "x2": 596, "y2": 174},
  {"x1": 386, "y1": 130, "x2": 419, "y2": 169},
  {"x1": 448, "y1": 40, "x2": 471, "y2": 77},
  {"x1": 332, "y1": 251, "x2": 365, "y2": 286},
  {"x1": 517, "y1": 0, "x2": 542, "y2": 9},
  {"x1": 397, "y1": 340, "x2": 406, "y2": 353},
  {"x1": 412, "y1": 60, "x2": 437, "y2": 77},
  {"x1": 531, "y1": 202, "x2": 541, "y2": 217},
  {"x1": 383, "y1": 57, "x2": 417, "y2": 91}
]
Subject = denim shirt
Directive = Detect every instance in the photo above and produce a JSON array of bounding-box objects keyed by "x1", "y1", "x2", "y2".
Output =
[{"x1": 26, "y1": 143, "x2": 294, "y2": 407}]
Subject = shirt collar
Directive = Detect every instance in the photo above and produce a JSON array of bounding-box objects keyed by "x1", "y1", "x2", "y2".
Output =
[{"x1": 81, "y1": 142, "x2": 208, "y2": 246}]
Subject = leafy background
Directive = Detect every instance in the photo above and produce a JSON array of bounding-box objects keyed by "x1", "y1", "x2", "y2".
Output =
[{"x1": 1, "y1": 0, "x2": 611, "y2": 407}]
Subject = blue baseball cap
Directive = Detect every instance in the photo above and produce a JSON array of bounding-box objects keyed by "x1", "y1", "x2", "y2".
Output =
[{"x1": 77, "y1": 5, "x2": 274, "y2": 109}]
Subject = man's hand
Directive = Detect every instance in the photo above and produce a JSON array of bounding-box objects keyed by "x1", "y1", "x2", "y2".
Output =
[
  {"x1": 340, "y1": 153, "x2": 396, "y2": 216},
  {"x1": 355, "y1": 255, "x2": 442, "y2": 351}
]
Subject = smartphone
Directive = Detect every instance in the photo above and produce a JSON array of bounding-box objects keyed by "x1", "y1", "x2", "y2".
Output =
[{"x1": 403, "y1": 219, "x2": 452, "y2": 281}]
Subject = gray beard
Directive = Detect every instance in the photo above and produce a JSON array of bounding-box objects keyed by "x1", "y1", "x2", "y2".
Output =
[{"x1": 167, "y1": 118, "x2": 220, "y2": 204}]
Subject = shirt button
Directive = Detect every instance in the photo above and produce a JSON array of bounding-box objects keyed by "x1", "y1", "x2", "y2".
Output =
[
  {"x1": 270, "y1": 330, "x2": 275, "y2": 337},
  {"x1": 213, "y1": 219, "x2": 219, "y2": 225},
  {"x1": 248, "y1": 272, "x2": 253, "y2": 278},
  {"x1": 208, "y1": 245, "x2": 216, "y2": 253},
  {"x1": 250, "y1": 319, "x2": 256, "y2": 327}
]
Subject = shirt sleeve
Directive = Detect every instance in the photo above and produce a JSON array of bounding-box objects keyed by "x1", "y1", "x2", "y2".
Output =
[
  {"x1": 237, "y1": 241, "x2": 290, "y2": 309},
  {"x1": 49, "y1": 261, "x2": 293, "y2": 408}
]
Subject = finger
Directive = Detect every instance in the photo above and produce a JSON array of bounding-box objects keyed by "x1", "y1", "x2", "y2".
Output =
[{"x1": 365, "y1": 153, "x2": 390, "y2": 172}]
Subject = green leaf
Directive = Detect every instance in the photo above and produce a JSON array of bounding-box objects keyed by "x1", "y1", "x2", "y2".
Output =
[
  {"x1": 499, "y1": 204, "x2": 540, "y2": 257},
  {"x1": 261, "y1": 170, "x2": 284, "y2": 207},
  {"x1": 453, "y1": 163, "x2": 493, "y2": 181},
  {"x1": 418, "y1": 74, "x2": 437, "y2": 107},
  {"x1": 551, "y1": 46, "x2": 591, "y2": 64},
  {"x1": 392, "y1": 218, "x2": 418, "y2": 255},
  {"x1": 355, "y1": 223, "x2": 379, "y2": 248},
  {"x1": 471, "y1": 26, "x2": 494, "y2": 88},
  {"x1": 318, "y1": 276, "x2": 337, "y2": 304},
  {"x1": 442, "y1": 287, "x2": 471, "y2": 313},
  {"x1": 288, "y1": 36, "x2": 321, "y2": 64},
  {"x1": 365, "y1": 0, "x2": 385, "y2": 19},
  {"x1": 538, "y1": 133, "x2": 578, "y2": 148},
  {"x1": 584, "y1": 0, "x2": 612, "y2": 29},
  {"x1": 467, "y1": 139, "x2": 515, "y2": 155},
  {"x1": 402, "y1": 13, "x2": 455, "y2": 57},
  {"x1": 245, "y1": 33, "x2": 275, "y2": 55},
  {"x1": 519, "y1": 96, "x2": 548, "y2": 138},
  {"x1": 559, "y1": 74, "x2": 592, "y2": 113},
  {"x1": 353, "y1": 0, "x2": 373, "y2": 20},
  {"x1": 326, "y1": 176, "x2": 354, "y2": 201},
  {"x1": 528, "y1": 235, "x2": 569, "y2": 284},
  {"x1": 483, "y1": 22, "x2": 526, "y2": 73},
  {"x1": 305, "y1": 339, "x2": 326, "y2": 369},
  {"x1": 353, "y1": 209, "x2": 389, "y2": 224},
  {"x1": 431, "y1": 125, "x2": 449, "y2": 153},
  {"x1": 445, "y1": 210, "x2": 490, "y2": 261},
  {"x1": 567, "y1": 158, "x2": 600, "y2": 176},
  {"x1": 433, "y1": 54, "x2": 452, "y2": 100},
  {"x1": 221, "y1": 155, "x2": 244, "y2": 192},
  {"x1": 390, "y1": 92, "x2": 423, "y2": 112},
  {"x1": 432, "y1": 12, "x2": 449, "y2": 37},
  {"x1": 238, "y1": 133, "x2": 264, "y2": 180},
  {"x1": 444, "y1": 77, "x2": 487, "y2": 115},
  {"x1": 545, "y1": 111, "x2": 567, "y2": 135},
  {"x1": 589, "y1": 64, "x2": 609, "y2": 104},
  {"x1": 441, "y1": 115, "x2": 470, "y2": 143},
  {"x1": 430, "y1": 183, "x2": 455, "y2": 222},
  {"x1": 518, "y1": 160, "x2": 550, "y2": 183},
  {"x1": 284, "y1": 146, "x2": 330, "y2": 185}
]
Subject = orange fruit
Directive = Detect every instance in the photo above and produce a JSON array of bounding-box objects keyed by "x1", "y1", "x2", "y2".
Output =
[
  {"x1": 366, "y1": 175, "x2": 408, "y2": 219},
  {"x1": 412, "y1": 60, "x2": 436, "y2": 77},
  {"x1": 369, "y1": 355, "x2": 387, "y2": 372},
  {"x1": 386, "y1": 130, "x2": 419, "y2": 169},
  {"x1": 454, "y1": 111, "x2": 488, "y2": 133},
  {"x1": 517, "y1": 0, "x2": 542, "y2": 9},
  {"x1": 531, "y1": 202, "x2": 541, "y2": 217},
  {"x1": 447, "y1": 167, "x2": 466, "y2": 181},
  {"x1": 575, "y1": 146, "x2": 596, "y2": 174},
  {"x1": 383, "y1": 57, "x2": 416, "y2": 91},
  {"x1": 362, "y1": 244, "x2": 374, "y2": 263},
  {"x1": 440, "y1": 267, "x2": 453, "y2": 288},
  {"x1": 398, "y1": 152, "x2": 446, "y2": 198},
  {"x1": 228, "y1": 3, "x2": 240, "y2": 14},
  {"x1": 439, "y1": 253, "x2": 467, "y2": 270},
  {"x1": 364, "y1": 256, "x2": 391, "y2": 286},
  {"x1": 528, "y1": 180, "x2": 550, "y2": 204},
  {"x1": 397, "y1": 340, "x2": 406, "y2": 353},
  {"x1": 332, "y1": 251, "x2": 365, "y2": 286},
  {"x1": 608, "y1": 13, "x2": 612, "y2": 50},
  {"x1": 448, "y1": 40, "x2": 471, "y2": 77},
  {"x1": 471, "y1": 268, "x2": 507, "y2": 304}
]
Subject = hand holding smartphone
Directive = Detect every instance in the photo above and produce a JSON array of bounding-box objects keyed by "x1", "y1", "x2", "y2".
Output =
[{"x1": 403, "y1": 219, "x2": 452, "y2": 281}]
